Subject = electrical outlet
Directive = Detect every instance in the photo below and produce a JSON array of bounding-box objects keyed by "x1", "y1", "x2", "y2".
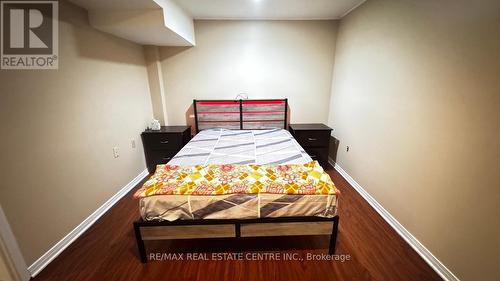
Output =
[
  {"x1": 131, "y1": 139, "x2": 136, "y2": 148},
  {"x1": 113, "y1": 146, "x2": 120, "y2": 158},
  {"x1": 346, "y1": 146, "x2": 350, "y2": 152}
]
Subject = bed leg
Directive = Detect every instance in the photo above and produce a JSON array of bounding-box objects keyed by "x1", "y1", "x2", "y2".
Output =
[
  {"x1": 328, "y1": 216, "x2": 339, "y2": 255},
  {"x1": 234, "y1": 222, "x2": 242, "y2": 254},
  {"x1": 133, "y1": 221, "x2": 147, "y2": 263}
]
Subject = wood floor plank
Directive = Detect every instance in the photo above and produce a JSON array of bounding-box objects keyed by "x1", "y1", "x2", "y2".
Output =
[{"x1": 31, "y1": 168, "x2": 443, "y2": 281}]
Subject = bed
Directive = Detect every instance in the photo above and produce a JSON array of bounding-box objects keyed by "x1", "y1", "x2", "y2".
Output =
[{"x1": 133, "y1": 99, "x2": 340, "y2": 263}]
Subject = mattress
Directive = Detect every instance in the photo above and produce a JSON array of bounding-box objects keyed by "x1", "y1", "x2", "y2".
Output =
[
  {"x1": 139, "y1": 129, "x2": 338, "y2": 221},
  {"x1": 168, "y1": 128, "x2": 312, "y2": 165}
]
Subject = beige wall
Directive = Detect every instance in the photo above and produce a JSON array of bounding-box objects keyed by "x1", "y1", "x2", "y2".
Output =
[
  {"x1": 329, "y1": 0, "x2": 500, "y2": 280},
  {"x1": 144, "y1": 45, "x2": 169, "y2": 125},
  {"x1": 159, "y1": 20, "x2": 337, "y2": 126},
  {"x1": 0, "y1": 236, "x2": 17, "y2": 281},
  {"x1": 0, "y1": 1, "x2": 152, "y2": 265}
]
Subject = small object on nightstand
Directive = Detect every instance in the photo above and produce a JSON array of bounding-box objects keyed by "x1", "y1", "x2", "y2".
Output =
[
  {"x1": 149, "y1": 119, "x2": 161, "y2": 130},
  {"x1": 141, "y1": 126, "x2": 191, "y2": 173},
  {"x1": 289, "y1": 123, "x2": 333, "y2": 168}
]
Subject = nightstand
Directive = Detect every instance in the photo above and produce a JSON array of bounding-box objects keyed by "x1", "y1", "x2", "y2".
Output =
[
  {"x1": 141, "y1": 126, "x2": 191, "y2": 173},
  {"x1": 289, "y1": 123, "x2": 332, "y2": 168}
]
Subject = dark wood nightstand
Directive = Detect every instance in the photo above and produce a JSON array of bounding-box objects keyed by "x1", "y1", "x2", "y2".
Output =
[
  {"x1": 289, "y1": 123, "x2": 332, "y2": 168},
  {"x1": 141, "y1": 126, "x2": 191, "y2": 173}
]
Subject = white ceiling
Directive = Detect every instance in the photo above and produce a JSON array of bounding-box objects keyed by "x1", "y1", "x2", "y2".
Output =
[
  {"x1": 70, "y1": 0, "x2": 160, "y2": 10},
  {"x1": 68, "y1": 0, "x2": 366, "y2": 46},
  {"x1": 71, "y1": 0, "x2": 366, "y2": 20},
  {"x1": 176, "y1": 0, "x2": 366, "y2": 20}
]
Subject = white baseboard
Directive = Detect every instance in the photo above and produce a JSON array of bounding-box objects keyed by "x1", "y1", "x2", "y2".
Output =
[
  {"x1": 27, "y1": 169, "x2": 149, "y2": 277},
  {"x1": 328, "y1": 158, "x2": 459, "y2": 281}
]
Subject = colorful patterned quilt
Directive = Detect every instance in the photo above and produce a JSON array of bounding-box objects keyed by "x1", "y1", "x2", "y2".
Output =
[{"x1": 134, "y1": 161, "x2": 339, "y2": 198}]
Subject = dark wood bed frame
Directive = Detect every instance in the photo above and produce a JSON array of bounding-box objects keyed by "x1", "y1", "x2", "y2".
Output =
[
  {"x1": 133, "y1": 99, "x2": 340, "y2": 263},
  {"x1": 193, "y1": 99, "x2": 288, "y2": 133},
  {"x1": 134, "y1": 215, "x2": 339, "y2": 263}
]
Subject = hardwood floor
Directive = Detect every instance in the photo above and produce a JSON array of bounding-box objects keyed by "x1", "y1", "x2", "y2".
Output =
[{"x1": 32, "y1": 167, "x2": 442, "y2": 281}]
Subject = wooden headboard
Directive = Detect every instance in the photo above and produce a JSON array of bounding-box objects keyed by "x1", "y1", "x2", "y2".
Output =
[{"x1": 193, "y1": 99, "x2": 288, "y2": 133}]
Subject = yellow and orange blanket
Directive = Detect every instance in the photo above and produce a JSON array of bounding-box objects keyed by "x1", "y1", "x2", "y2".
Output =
[{"x1": 134, "y1": 161, "x2": 339, "y2": 198}]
